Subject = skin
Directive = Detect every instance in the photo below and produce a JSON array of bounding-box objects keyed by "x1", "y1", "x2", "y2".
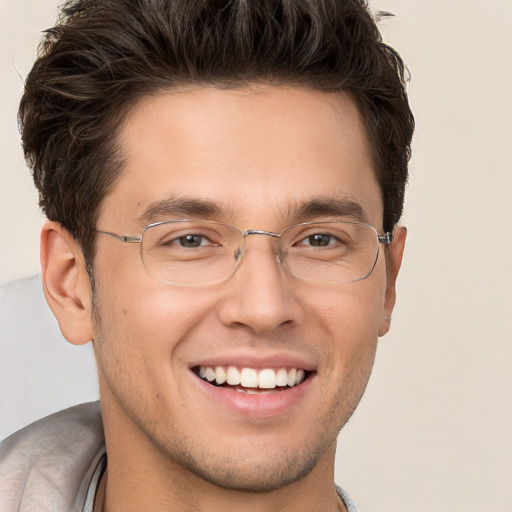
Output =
[{"x1": 41, "y1": 86, "x2": 406, "y2": 512}]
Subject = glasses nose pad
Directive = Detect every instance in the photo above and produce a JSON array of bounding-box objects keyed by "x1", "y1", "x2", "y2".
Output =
[
  {"x1": 233, "y1": 237, "x2": 284, "y2": 269},
  {"x1": 233, "y1": 245, "x2": 244, "y2": 262},
  {"x1": 275, "y1": 242, "x2": 287, "y2": 266}
]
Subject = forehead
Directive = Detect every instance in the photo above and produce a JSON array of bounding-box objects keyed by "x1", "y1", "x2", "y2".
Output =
[{"x1": 99, "y1": 86, "x2": 382, "y2": 229}]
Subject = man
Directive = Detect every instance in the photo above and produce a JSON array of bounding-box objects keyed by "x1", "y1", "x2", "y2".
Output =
[{"x1": 0, "y1": 0, "x2": 414, "y2": 510}]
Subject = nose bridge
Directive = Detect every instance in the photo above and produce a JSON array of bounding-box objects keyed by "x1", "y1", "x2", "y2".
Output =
[
  {"x1": 219, "y1": 229, "x2": 300, "y2": 334},
  {"x1": 238, "y1": 229, "x2": 283, "y2": 268},
  {"x1": 242, "y1": 229, "x2": 280, "y2": 239}
]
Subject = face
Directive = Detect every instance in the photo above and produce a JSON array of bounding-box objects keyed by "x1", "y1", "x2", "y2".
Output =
[{"x1": 88, "y1": 86, "x2": 398, "y2": 491}]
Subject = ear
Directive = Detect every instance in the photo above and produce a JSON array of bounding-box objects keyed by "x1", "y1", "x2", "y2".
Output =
[
  {"x1": 378, "y1": 225, "x2": 407, "y2": 337},
  {"x1": 40, "y1": 221, "x2": 94, "y2": 345}
]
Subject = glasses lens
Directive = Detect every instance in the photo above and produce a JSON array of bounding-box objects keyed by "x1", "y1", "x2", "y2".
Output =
[
  {"x1": 141, "y1": 220, "x2": 242, "y2": 285},
  {"x1": 281, "y1": 222, "x2": 380, "y2": 283},
  {"x1": 141, "y1": 220, "x2": 380, "y2": 285}
]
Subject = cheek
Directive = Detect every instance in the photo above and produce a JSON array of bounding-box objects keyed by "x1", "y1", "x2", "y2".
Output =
[
  {"x1": 311, "y1": 276, "x2": 386, "y2": 337},
  {"x1": 305, "y1": 274, "x2": 386, "y2": 376},
  {"x1": 90, "y1": 248, "x2": 206, "y2": 370},
  {"x1": 90, "y1": 273, "x2": 220, "y2": 420},
  {"x1": 94, "y1": 279, "x2": 216, "y2": 353},
  {"x1": 93, "y1": 244, "x2": 209, "y2": 336}
]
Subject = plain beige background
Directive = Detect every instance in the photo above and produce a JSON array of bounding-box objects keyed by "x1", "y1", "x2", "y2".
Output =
[{"x1": 1, "y1": 0, "x2": 511, "y2": 510}]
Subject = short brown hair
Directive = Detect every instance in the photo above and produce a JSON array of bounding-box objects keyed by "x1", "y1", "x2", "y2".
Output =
[{"x1": 19, "y1": 0, "x2": 414, "y2": 267}]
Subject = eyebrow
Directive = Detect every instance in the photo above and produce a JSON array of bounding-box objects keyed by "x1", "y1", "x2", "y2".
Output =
[
  {"x1": 138, "y1": 197, "x2": 224, "y2": 225},
  {"x1": 291, "y1": 196, "x2": 369, "y2": 224},
  {"x1": 137, "y1": 195, "x2": 368, "y2": 226}
]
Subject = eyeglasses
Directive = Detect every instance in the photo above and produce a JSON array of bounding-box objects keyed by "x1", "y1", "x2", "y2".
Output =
[{"x1": 93, "y1": 219, "x2": 393, "y2": 286}]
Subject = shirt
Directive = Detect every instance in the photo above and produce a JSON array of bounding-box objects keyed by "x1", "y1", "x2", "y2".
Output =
[{"x1": 0, "y1": 402, "x2": 359, "y2": 512}]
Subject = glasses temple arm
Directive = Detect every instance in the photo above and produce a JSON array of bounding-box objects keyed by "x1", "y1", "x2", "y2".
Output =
[
  {"x1": 378, "y1": 232, "x2": 394, "y2": 245},
  {"x1": 92, "y1": 229, "x2": 142, "y2": 243}
]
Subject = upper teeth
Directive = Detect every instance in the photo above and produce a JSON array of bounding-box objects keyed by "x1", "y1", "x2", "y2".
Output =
[{"x1": 198, "y1": 366, "x2": 306, "y2": 389}]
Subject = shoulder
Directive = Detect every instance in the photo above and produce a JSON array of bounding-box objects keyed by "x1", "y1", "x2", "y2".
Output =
[
  {"x1": 0, "y1": 402, "x2": 105, "y2": 512},
  {"x1": 337, "y1": 484, "x2": 360, "y2": 512}
]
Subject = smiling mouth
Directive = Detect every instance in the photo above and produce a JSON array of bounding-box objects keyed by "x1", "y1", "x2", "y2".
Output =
[{"x1": 193, "y1": 366, "x2": 312, "y2": 393}]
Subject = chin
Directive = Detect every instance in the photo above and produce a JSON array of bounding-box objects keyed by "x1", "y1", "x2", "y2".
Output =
[{"x1": 175, "y1": 445, "x2": 324, "y2": 493}]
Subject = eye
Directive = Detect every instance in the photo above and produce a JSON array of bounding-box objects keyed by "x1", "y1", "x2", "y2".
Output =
[
  {"x1": 170, "y1": 234, "x2": 213, "y2": 248},
  {"x1": 298, "y1": 233, "x2": 339, "y2": 247}
]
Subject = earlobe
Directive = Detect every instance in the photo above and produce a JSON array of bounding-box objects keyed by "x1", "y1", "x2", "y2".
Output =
[
  {"x1": 40, "y1": 221, "x2": 93, "y2": 345},
  {"x1": 378, "y1": 225, "x2": 407, "y2": 337}
]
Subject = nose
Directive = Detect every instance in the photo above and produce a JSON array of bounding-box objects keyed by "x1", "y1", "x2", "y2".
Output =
[{"x1": 216, "y1": 235, "x2": 304, "y2": 335}]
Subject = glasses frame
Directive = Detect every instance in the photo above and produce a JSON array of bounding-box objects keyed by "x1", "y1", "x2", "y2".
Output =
[{"x1": 93, "y1": 219, "x2": 394, "y2": 285}]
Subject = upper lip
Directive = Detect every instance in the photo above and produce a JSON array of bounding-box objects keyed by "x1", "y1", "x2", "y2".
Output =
[{"x1": 189, "y1": 352, "x2": 316, "y2": 371}]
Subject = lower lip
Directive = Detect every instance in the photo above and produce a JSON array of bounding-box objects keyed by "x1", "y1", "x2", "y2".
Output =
[{"x1": 192, "y1": 373, "x2": 315, "y2": 418}]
